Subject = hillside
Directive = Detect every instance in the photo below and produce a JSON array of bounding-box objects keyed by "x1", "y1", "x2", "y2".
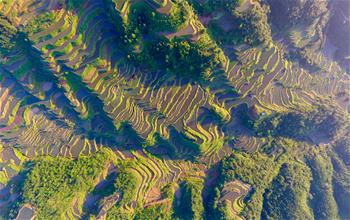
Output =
[{"x1": 0, "y1": 0, "x2": 349, "y2": 219}]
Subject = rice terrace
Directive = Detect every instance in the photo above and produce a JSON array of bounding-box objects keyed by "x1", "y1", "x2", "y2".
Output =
[{"x1": 0, "y1": 0, "x2": 349, "y2": 219}]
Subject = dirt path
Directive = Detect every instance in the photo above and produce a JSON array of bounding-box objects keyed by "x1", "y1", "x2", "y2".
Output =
[
  {"x1": 163, "y1": 21, "x2": 196, "y2": 39},
  {"x1": 157, "y1": 0, "x2": 172, "y2": 15},
  {"x1": 236, "y1": 0, "x2": 257, "y2": 13}
]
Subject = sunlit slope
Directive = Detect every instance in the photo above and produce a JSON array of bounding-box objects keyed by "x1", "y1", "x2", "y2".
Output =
[{"x1": 0, "y1": 0, "x2": 349, "y2": 219}]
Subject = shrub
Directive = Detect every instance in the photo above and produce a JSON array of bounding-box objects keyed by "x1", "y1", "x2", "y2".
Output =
[
  {"x1": 130, "y1": 36, "x2": 224, "y2": 78},
  {"x1": 175, "y1": 178, "x2": 204, "y2": 220},
  {"x1": 262, "y1": 162, "x2": 313, "y2": 219},
  {"x1": 237, "y1": 4, "x2": 272, "y2": 46},
  {"x1": 24, "y1": 11, "x2": 57, "y2": 36},
  {"x1": 134, "y1": 204, "x2": 171, "y2": 220},
  {"x1": 253, "y1": 106, "x2": 348, "y2": 142},
  {"x1": 114, "y1": 171, "x2": 139, "y2": 205},
  {"x1": 21, "y1": 152, "x2": 109, "y2": 219},
  {"x1": 0, "y1": 14, "x2": 17, "y2": 54},
  {"x1": 218, "y1": 152, "x2": 280, "y2": 219}
]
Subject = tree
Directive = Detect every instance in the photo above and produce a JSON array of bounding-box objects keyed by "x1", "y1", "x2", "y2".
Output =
[
  {"x1": 130, "y1": 36, "x2": 224, "y2": 78},
  {"x1": 238, "y1": 4, "x2": 272, "y2": 46},
  {"x1": 21, "y1": 152, "x2": 109, "y2": 219},
  {"x1": 0, "y1": 14, "x2": 17, "y2": 55},
  {"x1": 262, "y1": 162, "x2": 313, "y2": 220}
]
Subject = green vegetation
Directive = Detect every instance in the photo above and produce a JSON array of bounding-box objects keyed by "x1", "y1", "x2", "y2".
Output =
[
  {"x1": 0, "y1": 1, "x2": 349, "y2": 220},
  {"x1": 238, "y1": 4, "x2": 272, "y2": 46},
  {"x1": 24, "y1": 11, "x2": 57, "y2": 36},
  {"x1": 130, "y1": 35, "x2": 225, "y2": 78},
  {"x1": 330, "y1": 149, "x2": 350, "y2": 219},
  {"x1": 107, "y1": 206, "x2": 133, "y2": 220},
  {"x1": 147, "y1": 133, "x2": 177, "y2": 158},
  {"x1": 0, "y1": 13, "x2": 17, "y2": 54},
  {"x1": 268, "y1": 0, "x2": 331, "y2": 71},
  {"x1": 113, "y1": 170, "x2": 139, "y2": 205},
  {"x1": 134, "y1": 204, "x2": 172, "y2": 220},
  {"x1": 114, "y1": 1, "x2": 192, "y2": 50},
  {"x1": 252, "y1": 106, "x2": 348, "y2": 142},
  {"x1": 106, "y1": 164, "x2": 141, "y2": 220},
  {"x1": 307, "y1": 151, "x2": 339, "y2": 220},
  {"x1": 67, "y1": 0, "x2": 85, "y2": 10},
  {"x1": 21, "y1": 151, "x2": 109, "y2": 220},
  {"x1": 218, "y1": 152, "x2": 281, "y2": 219},
  {"x1": 191, "y1": 1, "x2": 272, "y2": 46},
  {"x1": 208, "y1": 0, "x2": 242, "y2": 11},
  {"x1": 262, "y1": 162, "x2": 313, "y2": 219},
  {"x1": 215, "y1": 200, "x2": 234, "y2": 220},
  {"x1": 175, "y1": 178, "x2": 204, "y2": 220},
  {"x1": 128, "y1": 1, "x2": 191, "y2": 34},
  {"x1": 334, "y1": 136, "x2": 350, "y2": 167},
  {"x1": 118, "y1": 1, "x2": 225, "y2": 78},
  {"x1": 189, "y1": 0, "x2": 242, "y2": 14}
]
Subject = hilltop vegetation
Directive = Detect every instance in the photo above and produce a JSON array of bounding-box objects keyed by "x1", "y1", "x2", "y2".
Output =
[
  {"x1": 130, "y1": 35, "x2": 225, "y2": 78},
  {"x1": 0, "y1": 0, "x2": 349, "y2": 220},
  {"x1": 262, "y1": 162, "x2": 313, "y2": 220},
  {"x1": 175, "y1": 178, "x2": 205, "y2": 219},
  {"x1": 118, "y1": 1, "x2": 226, "y2": 78},
  {"x1": 252, "y1": 106, "x2": 348, "y2": 142},
  {"x1": 15, "y1": 151, "x2": 110, "y2": 219},
  {"x1": 191, "y1": 0, "x2": 272, "y2": 46},
  {"x1": 0, "y1": 14, "x2": 17, "y2": 54},
  {"x1": 218, "y1": 152, "x2": 280, "y2": 219}
]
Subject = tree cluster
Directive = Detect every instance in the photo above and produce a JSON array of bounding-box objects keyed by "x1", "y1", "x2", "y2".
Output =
[
  {"x1": 262, "y1": 162, "x2": 313, "y2": 220},
  {"x1": 237, "y1": 4, "x2": 272, "y2": 46},
  {"x1": 216, "y1": 152, "x2": 278, "y2": 219},
  {"x1": 21, "y1": 152, "x2": 109, "y2": 219},
  {"x1": 130, "y1": 35, "x2": 225, "y2": 78},
  {"x1": 253, "y1": 106, "x2": 348, "y2": 142},
  {"x1": 0, "y1": 14, "x2": 17, "y2": 55},
  {"x1": 24, "y1": 12, "x2": 57, "y2": 36},
  {"x1": 106, "y1": 165, "x2": 140, "y2": 219},
  {"x1": 175, "y1": 178, "x2": 204, "y2": 220},
  {"x1": 189, "y1": 0, "x2": 241, "y2": 14},
  {"x1": 120, "y1": 1, "x2": 192, "y2": 50},
  {"x1": 190, "y1": 1, "x2": 272, "y2": 46},
  {"x1": 307, "y1": 151, "x2": 339, "y2": 219}
]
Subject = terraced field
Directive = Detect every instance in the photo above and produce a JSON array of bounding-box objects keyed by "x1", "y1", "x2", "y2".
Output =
[
  {"x1": 0, "y1": 0, "x2": 349, "y2": 219},
  {"x1": 218, "y1": 180, "x2": 251, "y2": 219}
]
